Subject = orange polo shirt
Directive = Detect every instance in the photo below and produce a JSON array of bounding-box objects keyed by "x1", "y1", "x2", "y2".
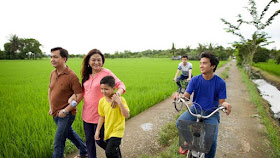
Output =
[{"x1": 49, "y1": 67, "x2": 83, "y2": 116}]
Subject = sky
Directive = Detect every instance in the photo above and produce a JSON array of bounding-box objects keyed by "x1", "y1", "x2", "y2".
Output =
[{"x1": 0, "y1": 0, "x2": 279, "y2": 55}]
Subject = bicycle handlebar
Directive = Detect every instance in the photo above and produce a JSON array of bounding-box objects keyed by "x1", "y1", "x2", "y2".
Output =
[{"x1": 178, "y1": 97, "x2": 226, "y2": 119}]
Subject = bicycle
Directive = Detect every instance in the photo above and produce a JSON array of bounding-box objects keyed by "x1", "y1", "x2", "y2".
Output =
[
  {"x1": 173, "y1": 96, "x2": 226, "y2": 158},
  {"x1": 173, "y1": 80, "x2": 189, "y2": 112}
]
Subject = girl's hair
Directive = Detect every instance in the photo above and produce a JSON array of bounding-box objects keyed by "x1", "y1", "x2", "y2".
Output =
[
  {"x1": 200, "y1": 52, "x2": 219, "y2": 72},
  {"x1": 81, "y1": 49, "x2": 105, "y2": 87}
]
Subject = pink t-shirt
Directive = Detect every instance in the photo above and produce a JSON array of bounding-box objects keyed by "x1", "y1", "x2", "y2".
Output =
[{"x1": 82, "y1": 68, "x2": 126, "y2": 124}]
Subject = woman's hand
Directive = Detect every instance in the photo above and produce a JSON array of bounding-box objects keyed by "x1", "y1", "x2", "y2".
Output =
[{"x1": 111, "y1": 93, "x2": 121, "y2": 108}]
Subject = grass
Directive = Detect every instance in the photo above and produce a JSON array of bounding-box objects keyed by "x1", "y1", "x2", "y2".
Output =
[
  {"x1": 253, "y1": 60, "x2": 280, "y2": 77},
  {"x1": 240, "y1": 67, "x2": 280, "y2": 158},
  {"x1": 0, "y1": 58, "x2": 228, "y2": 158},
  {"x1": 220, "y1": 67, "x2": 229, "y2": 80}
]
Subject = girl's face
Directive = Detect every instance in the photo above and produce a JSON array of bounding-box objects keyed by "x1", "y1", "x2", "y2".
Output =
[{"x1": 89, "y1": 53, "x2": 103, "y2": 71}]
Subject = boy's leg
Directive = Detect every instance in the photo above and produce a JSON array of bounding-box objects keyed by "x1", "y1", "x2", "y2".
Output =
[
  {"x1": 204, "y1": 113, "x2": 220, "y2": 158},
  {"x1": 176, "y1": 75, "x2": 184, "y2": 90},
  {"x1": 93, "y1": 124, "x2": 107, "y2": 149},
  {"x1": 83, "y1": 121, "x2": 97, "y2": 158},
  {"x1": 52, "y1": 114, "x2": 72, "y2": 158},
  {"x1": 105, "y1": 137, "x2": 122, "y2": 158},
  {"x1": 66, "y1": 113, "x2": 87, "y2": 157}
]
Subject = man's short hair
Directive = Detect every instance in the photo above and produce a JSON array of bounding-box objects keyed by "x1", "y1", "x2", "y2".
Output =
[
  {"x1": 100, "y1": 76, "x2": 115, "y2": 88},
  {"x1": 200, "y1": 52, "x2": 219, "y2": 72},
  {"x1": 51, "y1": 47, "x2": 69, "y2": 62},
  {"x1": 181, "y1": 55, "x2": 188, "y2": 59}
]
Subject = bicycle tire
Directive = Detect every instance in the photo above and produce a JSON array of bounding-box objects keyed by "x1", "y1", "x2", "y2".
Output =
[{"x1": 174, "y1": 100, "x2": 183, "y2": 112}]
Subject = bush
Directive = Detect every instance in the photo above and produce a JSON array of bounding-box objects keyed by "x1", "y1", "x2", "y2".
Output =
[{"x1": 253, "y1": 47, "x2": 270, "y2": 63}]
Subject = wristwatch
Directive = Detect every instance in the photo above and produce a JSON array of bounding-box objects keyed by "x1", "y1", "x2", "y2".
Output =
[{"x1": 62, "y1": 109, "x2": 68, "y2": 115}]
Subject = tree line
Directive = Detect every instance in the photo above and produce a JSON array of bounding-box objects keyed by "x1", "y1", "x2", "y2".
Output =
[{"x1": 0, "y1": 35, "x2": 45, "y2": 59}]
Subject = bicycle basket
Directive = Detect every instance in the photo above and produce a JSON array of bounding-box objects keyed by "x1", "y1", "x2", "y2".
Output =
[{"x1": 177, "y1": 120, "x2": 216, "y2": 153}]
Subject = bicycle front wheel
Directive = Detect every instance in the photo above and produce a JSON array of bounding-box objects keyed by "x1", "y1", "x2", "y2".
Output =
[{"x1": 174, "y1": 100, "x2": 183, "y2": 112}]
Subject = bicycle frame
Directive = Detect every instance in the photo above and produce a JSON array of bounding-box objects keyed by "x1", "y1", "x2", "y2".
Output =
[{"x1": 177, "y1": 97, "x2": 226, "y2": 158}]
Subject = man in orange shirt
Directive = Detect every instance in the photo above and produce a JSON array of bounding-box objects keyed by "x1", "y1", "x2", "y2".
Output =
[{"x1": 48, "y1": 47, "x2": 87, "y2": 158}]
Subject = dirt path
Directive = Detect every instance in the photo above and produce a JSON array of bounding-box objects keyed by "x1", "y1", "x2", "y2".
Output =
[{"x1": 67, "y1": 60, "x2": 272, "y2": 158}]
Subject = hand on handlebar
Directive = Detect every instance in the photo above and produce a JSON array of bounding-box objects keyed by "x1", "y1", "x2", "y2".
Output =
[
  {"x1": 172, "y1": 92, "x2": 179, "y2": 100},
  {"x1": 222, "y1": 102, "x2": 232, "y2": 115}
]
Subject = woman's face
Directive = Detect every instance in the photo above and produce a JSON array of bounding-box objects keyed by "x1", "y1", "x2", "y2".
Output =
[{"x1": 89, "y1": 53, "x2": 103, "y2": 71}]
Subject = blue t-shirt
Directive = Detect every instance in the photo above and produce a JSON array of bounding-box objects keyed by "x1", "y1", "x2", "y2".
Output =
[{"x1": 186, "y1": 74, "x2": 227, "y2": 111}]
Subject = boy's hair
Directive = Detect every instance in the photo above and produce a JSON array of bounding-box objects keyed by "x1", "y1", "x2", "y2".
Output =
[
  {"x1": 100, "y1": 76, "x2": 115, "y2": 88},
  {"x1": 181, "y1": 55, "x2": 188, "y2": 59},
  {"x1": 200, "y1": 52, "x2": 219, "y2": 72},
  {"x1": 51, "y1": 47, "x2": 69, "y2": 62}
]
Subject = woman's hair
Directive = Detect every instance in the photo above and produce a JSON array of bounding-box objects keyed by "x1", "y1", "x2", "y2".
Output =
[
  {"x1": 200, "y1": 52, "x2": 219, "y2": 72},
  {"x1": 81, "y1": 49, "x2": 105, "y2": 87}
]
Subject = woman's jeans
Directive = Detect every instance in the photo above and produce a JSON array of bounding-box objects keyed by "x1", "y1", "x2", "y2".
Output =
[
  {"x1": 176, "y1": 106, "x2": 220, "y2": 158},
  {"x1": 83, "y1": 121, "x2": 107, "y2": 158},
  {"x1": 52, "y1": 112, "x2": 87, "y2": 158}
]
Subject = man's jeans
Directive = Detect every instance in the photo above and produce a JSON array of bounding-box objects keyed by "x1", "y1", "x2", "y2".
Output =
[
  {"x1": 53, "y1": 112, "x2": 87, "y2": 158},
  {"x1": 176, "y1": 106, "x2": 220, "y2": 158}
]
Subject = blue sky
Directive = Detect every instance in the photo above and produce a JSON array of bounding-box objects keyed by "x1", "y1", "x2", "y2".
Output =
[{"x1": 0, "y1": 0, "x2": 279, "y2": 54}]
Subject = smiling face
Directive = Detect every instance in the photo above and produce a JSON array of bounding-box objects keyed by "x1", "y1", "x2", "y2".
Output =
[
  {"x1": 100, "y1": 83, "x2": 115, "y2": 97},
  {"x1": 200, "y1": 57, "x2": 215, "y2": 75},
  {"x1": 50, "y1": 50, "x2": 66, "y2": 68},
  {"x1": 88, "y1": 53, "x2": 103, "y2": 72}
]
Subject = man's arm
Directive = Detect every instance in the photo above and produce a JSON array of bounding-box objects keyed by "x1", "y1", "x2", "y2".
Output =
[
  {"x1": 58, "y1": 93, "x2": 83, "y2": 117},
  {"x1": 219, "y1": 99, "x2": 232, "y2": 115},
  {"x1": 48, "y1": 88, "x2": 52, "y2": 115}
]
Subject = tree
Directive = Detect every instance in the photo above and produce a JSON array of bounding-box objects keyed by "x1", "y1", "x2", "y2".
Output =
[
  {"x1": 221, "y1": 0, "x2": 280, "y2": 76},
  {"x1": 170, "y1": 43, "x2": 176, "y2": 56}
]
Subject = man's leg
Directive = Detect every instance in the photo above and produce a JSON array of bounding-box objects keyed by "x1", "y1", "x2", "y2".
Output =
[
  {"x1": 204, "y1": 113, "x2": 220, "y2": 158},
  {"x1": 66, "y1": 113, "x2": 87, "y2": 157},
  {"x1": 176, "y1": 75, "x2": 184, "y2": 91},
  {"x1": 83, "y1": 121, "x2": 97, "y2": 158},
  {"x1": 105, "y1": 137, "x2": 122, "y2": 158},
  {"x1": 52, "y1": 114, "x2": 72, "y2": 158}
]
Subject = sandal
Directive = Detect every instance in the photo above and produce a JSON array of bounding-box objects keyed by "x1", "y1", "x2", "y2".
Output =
[{"x1": 179, "y1": 147, "x2": 188, "y2": 154}]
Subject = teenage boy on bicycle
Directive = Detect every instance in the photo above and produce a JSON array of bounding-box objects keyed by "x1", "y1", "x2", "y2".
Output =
[
  {"x1": 173, "y1": 55, "x2": 193, "y2": 92},
  {"x1": 95, "y1": 76, "x2": 130, "y2": 158},
  {"x1": 174, "y1": 52, "x2": 232, "y2": 158}
]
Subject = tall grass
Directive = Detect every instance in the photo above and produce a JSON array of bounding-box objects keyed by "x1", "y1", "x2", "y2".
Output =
[
  {"x1": 0, "y1": 58, "x2": 226, "y2": 157},
  {"x1": 253, "y1": 60, "x2": 280, "y2": 77}
]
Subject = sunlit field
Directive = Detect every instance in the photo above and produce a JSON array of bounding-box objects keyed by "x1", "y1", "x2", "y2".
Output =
[
  {"x1": 0, "y1": 58, "x2": 227, "y2": 157},
  {"x1": 253, "y1": 60, "x2": 280, "y2": 77}
]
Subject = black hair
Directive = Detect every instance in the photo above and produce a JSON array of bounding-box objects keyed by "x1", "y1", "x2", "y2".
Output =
[
  {"x1": 181, "y1": 55, "x2": 188, "y2": 59},
  {"x1": 51, "y1": 47, "x2": 69, "y2": 62},
  {"x1": 100, "y1": 76, "x2": 115, "y2": 88},
  {"x1": 200, "y1": 52, "x2": 219, "y2": 72}
]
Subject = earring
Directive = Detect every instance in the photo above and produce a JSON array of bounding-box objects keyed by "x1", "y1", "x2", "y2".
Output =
[{"x1": 88, "y1": 65, "x2": 90, "y2": 67}]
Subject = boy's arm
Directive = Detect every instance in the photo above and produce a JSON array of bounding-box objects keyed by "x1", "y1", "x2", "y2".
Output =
[
  {"x1": 95, "y1": 116, "x2": 105, "y2": 140},
  {"x1": 187, "y1": 69, "x2": 192, "y2": 81},
  {"x1": 173, "y1": 69, "x2": 180, "y2": 81},
  {"x1": 119, "y1": 101, "x2": 130, "y2": 118}
]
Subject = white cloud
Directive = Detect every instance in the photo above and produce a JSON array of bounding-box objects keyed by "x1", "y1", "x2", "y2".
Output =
[{"x1": 0, "y1": 0, "x2": 279, "y2": 54}]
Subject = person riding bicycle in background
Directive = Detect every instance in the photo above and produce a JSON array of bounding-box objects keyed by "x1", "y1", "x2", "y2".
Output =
[
  {"x1": 173, "y1": 55, "x2": 193, "y2": 92},
  {"x1": 174, "y1": 52, "x2": 232, "y2": 158}
]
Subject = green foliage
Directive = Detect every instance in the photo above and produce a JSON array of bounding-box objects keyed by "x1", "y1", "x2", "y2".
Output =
[
  {"x1": 253, "y1": 47, "x2": 270, "y2": 63},
  {"x1": 253, "y1": 60, "x2": 280, "y2": 77},
  {"x1": 2, "y1": 34, "x2": 44, "y2": 60}
]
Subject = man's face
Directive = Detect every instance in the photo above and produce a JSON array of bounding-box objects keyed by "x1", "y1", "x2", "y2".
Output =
[
  {"x1": 50, "y1": 50, "x2": 66, "y2": 68},
  {"x1": 182, "y1": 57, "x2": 187, "y2": 64},
  {"x1": 100, "y1": 84, "x2": 115, "y2": 97},
  {"x1": 200, "y1": 57, "x2": 215, "y2": 74}
]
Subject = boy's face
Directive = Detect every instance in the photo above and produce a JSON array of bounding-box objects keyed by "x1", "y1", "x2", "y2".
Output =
[
  {"x1": 101, "y1": 84, "x2": 115, "y2": 97},
  {"x1": 182, "y1": 57, "x2": 187, "y2": 64}
]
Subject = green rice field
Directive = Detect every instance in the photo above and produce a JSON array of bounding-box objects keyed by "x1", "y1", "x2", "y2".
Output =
[
  {"x1": 0, "y1": 58, "x2": 227, "y2": 157},
  {"x1": 253, "y1": 60, "x2": 280, "y2": 77}
]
